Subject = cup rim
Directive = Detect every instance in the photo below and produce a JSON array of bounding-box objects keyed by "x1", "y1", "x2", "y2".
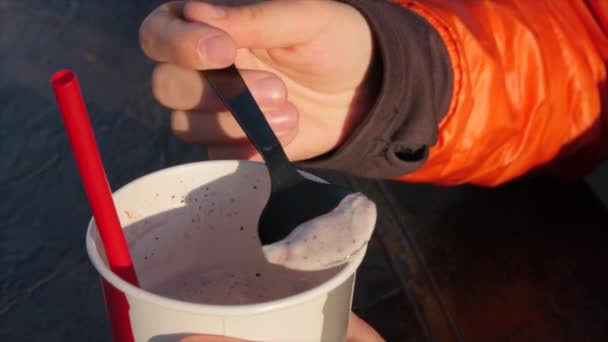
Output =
[{"x1": 85, "y1": 160, "x2": 367, "y2": 316}]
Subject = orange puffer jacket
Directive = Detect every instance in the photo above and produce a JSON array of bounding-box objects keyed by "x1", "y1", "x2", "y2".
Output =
[{"x1": 397, "y1": 0, "x2": 608, "y2": 186}]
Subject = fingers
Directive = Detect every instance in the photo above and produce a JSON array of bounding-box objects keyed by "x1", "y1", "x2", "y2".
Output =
[
  {"x1": 183, "y1": 0, "x2": 334, "y2": 48},
  {"x1": 152, "y1": 64, "x2": 287, "y2": 111},
  {"x1": 156, "y1": 63, "x2": 298, "y2": 145},
  {"x1": 171, "y1": 101, "x2": 299, "y2": 144},
  {"x1": 179, "y1": 313, "x2": 383, "y2": 342},
  {"x1": 139, "y1": 1, "x2": 236, "y2": 69},
  {"x1": 206, "y1": 126, "x2": 298, "y2": 161},
  {"x1": 347, "y1": 312, "x2": 385, "y2": 342}
]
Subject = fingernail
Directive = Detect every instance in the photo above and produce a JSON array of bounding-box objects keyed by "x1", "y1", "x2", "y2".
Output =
[
  {"x1": 199, "y1": 36, "x2": 233, "y2": 66},
  {"x1": 255, "y1": 77, "x2": 286, "y2": 104}
]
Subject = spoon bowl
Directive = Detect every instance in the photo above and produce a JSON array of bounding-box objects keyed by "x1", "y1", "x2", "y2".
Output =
[
  {"x1": 203, "y1": 65, "x2": 355, "y2": 245},
  {"x1": 259, "y1": 174, "x2": 352, "y2": 245}
]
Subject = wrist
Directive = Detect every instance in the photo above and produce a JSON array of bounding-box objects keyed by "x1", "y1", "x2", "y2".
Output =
[
  {"x1": 299, "y1": 0, "x2": 454, "y2": 179},
  {"x1": 345, "y1": 36, "x2": 382, "y2": 143}
]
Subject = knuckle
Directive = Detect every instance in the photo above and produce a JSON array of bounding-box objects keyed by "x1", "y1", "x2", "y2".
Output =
[{"x1": 170, "y1": 30, "x2": 201, "y2": 68}]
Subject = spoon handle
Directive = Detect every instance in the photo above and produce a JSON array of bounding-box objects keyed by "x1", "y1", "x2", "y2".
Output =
[{"x1": 203, "y1": 65, "x2": 303, "y2": 190}]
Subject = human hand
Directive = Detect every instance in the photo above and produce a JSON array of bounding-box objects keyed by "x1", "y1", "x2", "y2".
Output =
[
  {"x1": 346, "y1": 311, "x2": 384, "y2": 342},
  {"x1": 139, "y1": 0, "x2": 379, "y2": 161},
  {"x1": 177, "y1": 312, "x2": 384, "y2": 342}
]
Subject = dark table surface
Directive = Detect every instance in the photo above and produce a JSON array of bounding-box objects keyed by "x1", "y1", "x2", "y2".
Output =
[{"x1": 2, "y1": 1, "x2": 608, "y2": 341}]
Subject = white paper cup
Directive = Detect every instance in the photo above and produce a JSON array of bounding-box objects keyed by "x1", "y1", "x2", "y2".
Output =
[{"x1": 86, "y1": 160, "x2": 367, "y2": 342}]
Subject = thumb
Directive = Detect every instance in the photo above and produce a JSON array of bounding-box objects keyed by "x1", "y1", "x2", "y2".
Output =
[
  {"x1": 183, "y1": 0, "x2": 333, "y2": 48},
  {"x1": 347, "y1": 312, "x2": 385, "y2": 342}
]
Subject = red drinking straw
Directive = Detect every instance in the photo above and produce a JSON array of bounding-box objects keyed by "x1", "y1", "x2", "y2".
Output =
[{"x1": 51, "y1": 69, "x2": 137, "y2": 342}]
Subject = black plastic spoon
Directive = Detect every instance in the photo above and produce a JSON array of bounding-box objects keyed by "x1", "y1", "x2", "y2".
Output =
[{"x1": 203, "y1": 65, "x2": 352, "y2": 246}]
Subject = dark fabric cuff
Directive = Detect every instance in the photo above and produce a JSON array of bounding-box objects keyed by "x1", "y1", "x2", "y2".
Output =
[{"x1": 298, "y1": 0, "x2": 453, "y2": 179}]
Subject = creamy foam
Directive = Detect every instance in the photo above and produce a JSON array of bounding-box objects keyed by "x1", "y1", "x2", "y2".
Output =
[{"x1": 262, "y1": 193, "x2": 377, "y2": 271}]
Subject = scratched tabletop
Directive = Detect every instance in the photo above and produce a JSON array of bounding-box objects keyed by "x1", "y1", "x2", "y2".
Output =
[{"x1": 2, "y1": 1, "x2": 608, "y2": 341}]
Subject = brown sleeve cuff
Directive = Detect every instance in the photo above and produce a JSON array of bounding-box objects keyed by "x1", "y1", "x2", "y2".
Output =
[{"x1": 297, "y1": 0, "x2": 453, "y2": 179}]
